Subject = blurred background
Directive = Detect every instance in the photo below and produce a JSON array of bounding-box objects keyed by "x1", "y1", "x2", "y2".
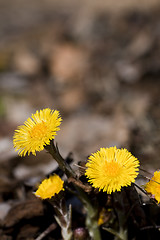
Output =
[
  {"x1": 0, "y1": 0, "x2": 160, "y2": 201},
  {"x1": 0, "y1": 0, "x2": 160, "y2": 239}
]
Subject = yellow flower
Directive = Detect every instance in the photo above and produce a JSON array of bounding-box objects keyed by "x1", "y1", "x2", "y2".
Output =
[
  {"x1": 145, "y1": 171, "x2": 160, "y2": 203},
  {"x1": 13, "y1": 108, "x2": 62, "y2": 156},
  {"x1": 85, "y1": 146, "x2": 139, "y2": 194},
  {"x1": 35, "y1": 174, "x2": 64, "y2": 199}
]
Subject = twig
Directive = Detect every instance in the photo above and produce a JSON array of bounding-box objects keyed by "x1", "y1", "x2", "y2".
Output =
[
  {"x1": 133, "y1": 182, "x2": 149, "y2": 196},
  {"x1": 140, "y1": 225, "x2": 160, "y2": 231},
  {"x1": 68, "y1": 177, "x2": 92, "y2": 192},
  {"x1": 74, "y1": 163, "x2": 87, "y2": 169},
  {"x1": 35, "y1": 223, "x2": 56, "y2": 240},
  {"x1": 139, "y1": 174, "x2": 160, "y2": 185},
  {"x1": 139, "y1": 167, "x2": 153, "y2": 176}
]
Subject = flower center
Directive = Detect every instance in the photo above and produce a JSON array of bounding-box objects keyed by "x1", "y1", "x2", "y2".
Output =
[
  {"x1": 29, "y1": 121, "x2": 47, "y2": 139},
  {"x1": 104, "y1": 161, "x2": 121, "y2": 177}
]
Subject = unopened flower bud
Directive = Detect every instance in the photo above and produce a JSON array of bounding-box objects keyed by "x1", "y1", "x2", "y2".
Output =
[{"x1": 73, "y1": 227, "x2": 89, "y2": 240}]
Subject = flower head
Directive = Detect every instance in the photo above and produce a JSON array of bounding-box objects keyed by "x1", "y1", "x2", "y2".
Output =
[
  {"x1": 13, "y1": 108, "x2": 62, "y2": 156},
  {"x1": 145, "y1": 171, "x2": 160, "y2": 203},
  {"x1": 35, "y1": 174, "x2": 64, "y2": 199},
  {"x1": 85, "y1": 146, "x2": 139, "y2": 194}
]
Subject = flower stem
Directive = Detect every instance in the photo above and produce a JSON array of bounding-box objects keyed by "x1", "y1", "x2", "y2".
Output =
[
  {"x1": 77, "y1": 187, "x2": 101, "y2": 240},
  {"x1": 45, "y1": 140, "x2": 101, "y2": 239},
  {"x1": 112, "y1": 191, "x2": 128, "y2": 240},
  {"x1": 49, "y1": 198, "x2": 73, "y2": 240},
  {"x1": 45, "y1": 140, "x2": 76, "y2": 178}
]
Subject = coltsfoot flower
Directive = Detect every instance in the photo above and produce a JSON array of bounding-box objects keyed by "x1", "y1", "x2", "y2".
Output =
[
  {"x1": 35, "y1": 174, "x2": 64, "y2": 199},
  {"x1": 85, "y1": 146, "x2": 139, "y2": 194},
  {"x1": 13, "y1": 108, "x2": 62, "y2": 156},
  {"x1": 145, "y1": 171, "x2": 160, "y2": 203}
]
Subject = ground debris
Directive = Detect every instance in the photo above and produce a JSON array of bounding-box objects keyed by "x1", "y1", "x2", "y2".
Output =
[{"x1": 2, "y1": 199, "x2": 44, "y2": 228}]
